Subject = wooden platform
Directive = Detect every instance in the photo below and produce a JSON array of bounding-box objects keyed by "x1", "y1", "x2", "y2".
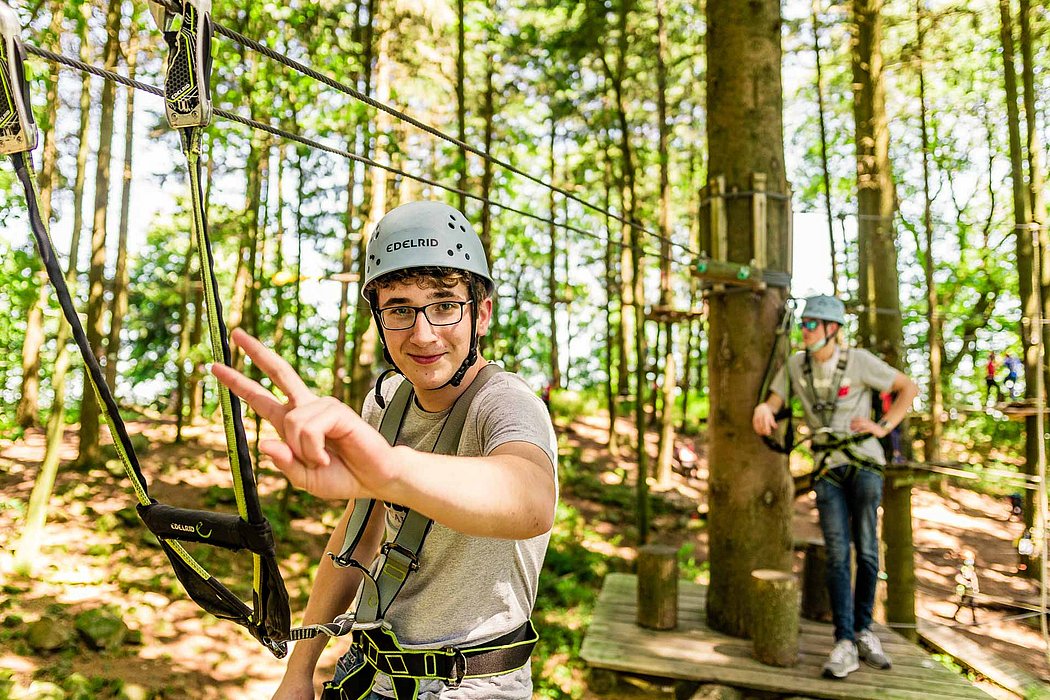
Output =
[
  {"x1": 917, "y1": 618, "x2": 1049, "y2": 698},
  {"x1": 580, "y1": 573, "x2": 992, "y2": 699}
]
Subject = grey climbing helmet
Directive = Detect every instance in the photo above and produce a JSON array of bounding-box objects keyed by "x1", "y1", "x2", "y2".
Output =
[
  {"x1": 801, "y1": 295, "x2": 846, "y2": 325},
  {"x1": 362, "y1": 200, "x2": 493, "y2": 299}
]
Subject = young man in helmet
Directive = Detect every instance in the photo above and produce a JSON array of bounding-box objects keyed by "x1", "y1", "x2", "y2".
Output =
[
  {"x1": 212, "y1": 200, "x2": 557, "y2": 699},
  {"x1": 751, "y1": 294, "x2": 917, "y2": 680}
]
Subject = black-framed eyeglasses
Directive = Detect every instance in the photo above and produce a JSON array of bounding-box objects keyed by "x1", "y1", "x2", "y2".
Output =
[
  {"x1": 378, "y1": 300, "x2": 473, "y2": 331},
  {"x1": 799, "y1": 318, "x2": 822, "y2": 331}
]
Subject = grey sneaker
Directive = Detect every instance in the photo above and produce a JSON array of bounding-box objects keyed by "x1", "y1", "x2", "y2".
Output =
[
  {"x1": 822, "y1": 639, "x2": 860, "y2": 679},
  {"x1": 856, "y1": 627, "x2": 892, "y2": 669}
]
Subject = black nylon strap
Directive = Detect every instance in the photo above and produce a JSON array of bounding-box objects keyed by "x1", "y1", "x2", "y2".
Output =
[
  {"x1": 137, "y1": 503, "x2": 277, "y2": 554},
  {"x1": 803, "y1": 347, "x2": 850, "y2": 428}
]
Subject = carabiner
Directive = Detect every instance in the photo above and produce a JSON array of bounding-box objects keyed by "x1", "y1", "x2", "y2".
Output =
[
  {"x1": 0, "y1": 1, "x2": 37, "y2": 155},
  {"x1": 150, "y1": 0, "x2": 213, "y2": 129}
]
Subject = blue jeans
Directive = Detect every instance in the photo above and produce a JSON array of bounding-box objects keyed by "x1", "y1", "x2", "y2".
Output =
[{"x1": 814, "y1": 466, "x2": 883, "y2": 642}]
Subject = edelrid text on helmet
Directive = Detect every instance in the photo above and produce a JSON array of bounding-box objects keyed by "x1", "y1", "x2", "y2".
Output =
[
  {"x1": 362, "y1": 200, "x2": 493, "y2": 299},
  {"x1": 801, "y1": 295, "x2": 846, "y2": 326}
]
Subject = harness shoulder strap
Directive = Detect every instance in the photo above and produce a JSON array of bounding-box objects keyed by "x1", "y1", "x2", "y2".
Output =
[{"x1": 292, "y1": 364, "x2": 505, "y2": 642}]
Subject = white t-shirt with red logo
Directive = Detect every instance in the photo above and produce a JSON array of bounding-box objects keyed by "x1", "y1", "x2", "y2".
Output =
[{"x1": 771, "y1": 345, "x2": 898, "y2": 467}]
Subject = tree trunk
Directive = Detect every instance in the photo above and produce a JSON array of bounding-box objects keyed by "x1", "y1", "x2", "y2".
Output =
[
  {"x1": 916, "y1": 2, "x2": 942, "y2": 467},
  {"x1": 705, "y1": 0, "x2": 793, "y2": 638},
  {"x1": 349, "y1": 24, "x2": 389, "y2": 412},
  {"x1": 603, "y1": 136, "x2": 620, "y2": 457},
  {"x1": 78, "y1": 0, "x2": 123, "y2": 468},
  {"x1": 272, "y1": 142, "x2": 288, "y2": 353},
  {"x1": 105, "y1": 32, "x2": 138, "y2": 391},
  {"x1": 852, "y1": 0, "x2": 914, "y2": 636},
  {"x1": 15, "y1": 1, "x2": 65, "y2": 430},
  {"x1": 655, "y1": 0, "x2": 675, "y2": 485},
  {"x1": 455, "y1": 0, "x2": 467, "y2": 214},
  {"x1": 547, "y1": 120, "x2": 561, "y2": 389},
  {"x1": 812, "y1": 0, "x2": 838, "y2": 296},
  {"x1": 332, "y1": 130, "x2": 359, "y2": 403},
  {"x1": 294, "y1": 150, "x2": 306, "y2": 374},
  {"x1": 999, "y1": 0, "x2": 1039, "y2": 544},
  {"x1": 480, "y1": 57, "x2": 495, "y2": 258},
  {"x1": 606, "y1": 0, "x2": 647, "y2": 542},
  {"x1": 174, "y1": 251, "x2": 195, "y2": 442},
  {"x1": 680, "y1": 147, "x2": 702, "y2": 434},
  {"x1": 228, "y1": 52, "x2": 263, "y2": 370},
  {"x1": 1020, "y1": 1, "x2": 1049, "y2": 520},
  {"x1": 14, "y1": 56, "x2": 91, "y2": 570}
]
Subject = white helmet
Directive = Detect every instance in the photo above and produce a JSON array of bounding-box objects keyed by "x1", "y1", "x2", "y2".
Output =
[
  {"x1": 363, "y1": 201, "x2": 493, "y2": 395},
  {"x1": 362, "y1": 200, "x2": 493, "y2": 299}
]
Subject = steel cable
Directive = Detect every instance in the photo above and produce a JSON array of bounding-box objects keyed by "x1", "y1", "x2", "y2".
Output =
[{"x1": 23, "y1": 43, "x2": 686, "y2": 268}]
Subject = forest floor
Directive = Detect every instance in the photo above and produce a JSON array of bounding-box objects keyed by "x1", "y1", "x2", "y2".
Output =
[{"x1": 0, "y1": 410, "x2": 1046, "y2": 699}]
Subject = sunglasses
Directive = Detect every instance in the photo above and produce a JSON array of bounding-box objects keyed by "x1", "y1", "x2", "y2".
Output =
[{"x1": 799, "y1": 319, "x2": 822, "y2": 331}]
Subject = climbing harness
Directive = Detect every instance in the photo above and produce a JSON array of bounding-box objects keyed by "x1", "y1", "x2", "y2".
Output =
[
  {"x1": 756, "y1": 303, "x2": 884, "y2": 492},
  {"x1": 285, "y1": 364, "x2": 539, "y2": 700},
  {"x1": 2, "y1": 0, "x2": 290, "y2": 657}
]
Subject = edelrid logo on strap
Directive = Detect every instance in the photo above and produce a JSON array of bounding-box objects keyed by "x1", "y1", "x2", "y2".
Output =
[
  {"x1": 386, "y1": 238, "x2": 438, "y2": 253},
  {"x1": 171, "y1": 522, "x2": 212, "y2": 539}
]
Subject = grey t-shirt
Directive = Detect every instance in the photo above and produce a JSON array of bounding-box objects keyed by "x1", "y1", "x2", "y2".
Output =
[
  {"x1": 770, "y1": 346, "x2": 898, "y2": 466},
  {"x1": 358, "y1": 366, "x2": 558, "y2": 699}
]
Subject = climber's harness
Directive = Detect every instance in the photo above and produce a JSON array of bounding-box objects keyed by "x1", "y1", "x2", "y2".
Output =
[
  {"x1": 801, "y1": 349, "x2": 885, "y2": 487},
  {"x1": 290, "y1": 364, "x2": 539, "y2": 699}
]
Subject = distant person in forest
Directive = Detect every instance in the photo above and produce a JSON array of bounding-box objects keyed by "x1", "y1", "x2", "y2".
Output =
[
  {"x1": 752, "y1": 294, "x2": 918, "y2": 680},
  {"x1": 1003, "y1": 352, "x2": 1023, "y2": 398},
  {"x1": 985, "y1": 352, "x2": 1000, "y2": 405},
  {"x1": 951, "y1": 550, "x2": 980, "y2": 624},
  {"x1": 674, "y1": 443, "x2": 698, "y2": 478},
  {"x1": 212, "y1": 200, "x2": 558, "y2": 700}
]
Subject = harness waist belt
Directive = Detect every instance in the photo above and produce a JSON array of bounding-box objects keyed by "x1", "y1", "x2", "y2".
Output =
[{"x1": 358, "y1": 620, "x2": 538, "y2": 685}]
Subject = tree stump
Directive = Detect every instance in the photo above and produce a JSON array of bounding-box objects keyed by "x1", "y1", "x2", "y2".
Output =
[
  {"x1": 637, "y1": 544, "x2": 678, "y2": 630},
  {"x1": 800, "y1": 540, "x2": 832, "y2": 622},
  {"x1": 750, "y1": 569, "x2": 799, "y2": 667}
]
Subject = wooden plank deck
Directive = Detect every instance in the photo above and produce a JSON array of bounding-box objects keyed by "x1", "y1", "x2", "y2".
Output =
[
  {"x1": 580, "y1": 573, "x2": 993, "y2": 700},
  {"x1": 917, "y1": 618, "x2": 1049, "y2": 698}
]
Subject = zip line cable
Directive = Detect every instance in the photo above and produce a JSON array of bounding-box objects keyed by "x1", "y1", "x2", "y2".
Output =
[
  {"x1": 188, "y1": 9, "x2": 702, "y2": 261},
  {"x1": 22, "y1": 42, "x2": 686, "y2": 270}
]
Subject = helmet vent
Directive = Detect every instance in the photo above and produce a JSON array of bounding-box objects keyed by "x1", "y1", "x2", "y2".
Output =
[
  {"x1": 447, "y1": 249, "x2": 454, "y2": 256},
  {"x1": 447, "y1": 222, "x2": 455, "y2": 229}
]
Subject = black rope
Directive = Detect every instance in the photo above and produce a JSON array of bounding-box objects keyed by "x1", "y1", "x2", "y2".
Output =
[{"x1": 22, "y1": 43, "x2": 685, "y2": 268}]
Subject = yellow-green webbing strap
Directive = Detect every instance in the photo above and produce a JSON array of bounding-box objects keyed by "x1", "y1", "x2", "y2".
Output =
[
  {"x1": 180, "y1": 125, "x2": 268, "y2": 616},
  {"x1": 9, "y1": 151, "x2": 210, "y2": 580}
]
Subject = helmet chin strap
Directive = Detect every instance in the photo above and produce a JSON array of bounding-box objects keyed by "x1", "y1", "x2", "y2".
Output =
[
  {"x1": 804, "y1": 325, "x2": 837, "y2": 354},
  {"x1": 370, "y1": 288, "x2": 482, "y2": 408},
  {"x1": 436, "y1": 285, "x2": 480, "y2": 390}
]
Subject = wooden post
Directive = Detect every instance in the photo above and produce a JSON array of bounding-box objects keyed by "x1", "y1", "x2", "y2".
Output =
[
  {"x1": 800, "y1": 540, "x2": 832, "y2": 622},
  {"x1": 637, "y1": 545, "x2": 678, "y2": 630},
  {"x1": 709, "y1": 175, "x2": 727, "y2": 262},
  {"x1": 751, "y1": 172, "x2": 767, "y2": 268},
  {"x1": 750, "y1": 569, "x2": 799, "y2": 667}
]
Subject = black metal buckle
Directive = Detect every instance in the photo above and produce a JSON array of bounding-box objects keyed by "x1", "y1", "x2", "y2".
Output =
[
  {"x1": 443, "y1": 646, "x2": 466, "y2": 689},
  {"x1": 381, "y1": 542, "x2": 420, "y2": 571}
]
